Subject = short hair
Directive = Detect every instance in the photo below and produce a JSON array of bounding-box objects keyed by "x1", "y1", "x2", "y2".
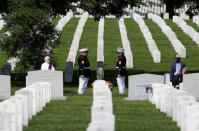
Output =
[{"x1": 44, "y1": 56, "x2": 50, "y2": 61}]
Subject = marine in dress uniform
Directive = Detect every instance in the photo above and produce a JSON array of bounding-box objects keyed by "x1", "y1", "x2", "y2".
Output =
[
  {"x1": 170, "y1": 55, "x2": 186, "y2": 89},
  {"x1": 41, "y1": 56, "x2": 55, "y2": 71},
  {"x1": 115, "y1": 48, "x2": 127, "y2": 94},
  {"x1": 78, "y1": 48, "x2": 91, "y2": 94}
]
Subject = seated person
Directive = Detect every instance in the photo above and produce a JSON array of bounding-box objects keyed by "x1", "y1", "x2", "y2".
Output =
[{"x1": 170, "y1": 55, "x2": 187, "y2": 89}]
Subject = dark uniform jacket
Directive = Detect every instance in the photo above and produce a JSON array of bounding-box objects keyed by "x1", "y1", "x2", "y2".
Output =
[
  {"x1": 115, "y1": 55, "x2": 127, "y2": 77},
  {"x1": 78, "y1": 55, "x2": 91, "y2": 77}
]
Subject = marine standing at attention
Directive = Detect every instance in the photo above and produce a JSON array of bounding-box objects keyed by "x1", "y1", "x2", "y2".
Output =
[
  {"x1": 115, "y1": 48, "x2": 127, "y2": 94},
  {"x1": 78, "y1": 48, "x2": 91, "y2": 94}
]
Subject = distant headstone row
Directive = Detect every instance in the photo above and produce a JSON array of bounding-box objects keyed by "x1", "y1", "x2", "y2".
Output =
[
  {"x1": 87, "y1": 80, "x2": 115, "y2": 131},
  {"x1": 55, "y1": 12, "x2": 73, "y2": 32},
  {"x1": 149, "y1": 13, "x2": 186, "y2": 58},
  {"x1": 97, "y1": 18, "x2": 105, "y2": 80},
  {"x1": 118, "y1": 18, "x2": 134, "y2": 68},
  {"x1": 133, "y1": 13, "x2": 161, "y2": 63},
  {"x1": 150, "y1": 84, "x2": 199, "y2": 131},
  {"x1": 173, "y1": 16, "x2": 199, "y2": 47},
  {"x1": 65, "y1": 12, "x2": 89, "y2": 82},
  {"x1": 0, "y1": 82, "x2": 52, "y2": 131}
]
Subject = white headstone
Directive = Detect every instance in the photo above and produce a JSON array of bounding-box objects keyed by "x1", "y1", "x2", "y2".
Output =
[
  {"x1": 1, "y1": 101, "x2": 17, "y2": 131},
  {"x1": 5, "y1": 99, "x2": 23, "y2": 131},
  {"x1": 11, "y1": 94, "x2": 29, "y2": 126},
  {"x1": 125, "y1": 74, "x2": 164, "y2": 100},
  {"x1": 26, "y1": 70, "x2": 66, "y2": 100},
  {"x1": 0, "y1": 75, "x2": 11, "y2": 99},
  {"x1": 183, "y1": 73, "x2": 199, "y2": 100}
]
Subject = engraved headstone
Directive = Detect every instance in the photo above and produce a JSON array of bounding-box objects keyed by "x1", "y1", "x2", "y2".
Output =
[
  {"x1": 125, "y1": 73, "x2": 164, "y2": 101},
  {"x1": 0, "y1": 75, "x2": 11, "y2": 99},
  {"x1": 26, "y1": 70, "x2": 66, "y2": 100}
]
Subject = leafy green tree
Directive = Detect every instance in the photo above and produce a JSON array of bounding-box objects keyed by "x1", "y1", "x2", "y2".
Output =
[
  {"x1": 161, "y1": 0, "x2": 187, "y2": 18},
  {"x1": 81, "y1": 0, "x2": 141, "y2": 20},
  {"x1": 0, "y1": 0, "x2": 59, "y2": 70},
  {"x1": 186, "y1": 0, "x2": 199, "y2": 17},
  {"x1": 0, "y1": 0, "x2": 9, "y2": 14},
  {"x1": 0, "y1": 0, "x2": 141, "y2": 71}
]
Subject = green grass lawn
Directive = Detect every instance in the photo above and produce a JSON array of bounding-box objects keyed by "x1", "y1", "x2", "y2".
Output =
[
  {"x1": 104, "y1": 19, "x2": 123, "y2": 81},
  {"x1": 73, "y1": 18, "x2": 98, "y2": 83},
  {"x1": 166, "y1": 20, "x2": 199, "y2": 72},
  {"x1": 0, "y1": 51, "x2": 8, "y2": 72},
  {"x1": 15, "y1": 86, "x2": 179, "y2": 131},
  {"x1": 185, "y1": 20, "x2": 199, "y2": 32},
  {"x1": 0, "y1": 27, "x2": 8, "y2": 72},
  {"x1": 52, "y1": 18, "x2": 79, "y2": 71},
  {"x1": 51, "y1": 17, "x2": 61, "y2": 26}
]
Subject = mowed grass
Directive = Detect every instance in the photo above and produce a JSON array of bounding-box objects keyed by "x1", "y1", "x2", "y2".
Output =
[
  {"x1": 15, "y1": 86, "x2": 180, "y2": 131},
  {"x1": 166, "y1": 20, "x2": 199, "y2": 72},
  {"x1": 104, "y1": 19, "x2": 123, "y2": 81},
  {"x1": 0, "y1": 27, "x2": 8, "y2": 72},
  {"x1": 0, "y1": 51, "x2": 7, "y2": 72},
  {"x1": 73, "y1": 18, "x2": 99, "y2": 83},
  {"x1": 124, "y1": 19, "x2": 176, "y2": 74},
  {"x1": 52, "y1": 18, "x2": 79, "y2": 70}
]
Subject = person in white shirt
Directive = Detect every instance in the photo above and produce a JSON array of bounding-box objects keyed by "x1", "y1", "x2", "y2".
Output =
[{"x1": 41, "y1": 56, "x2": 55, "y2": 71}]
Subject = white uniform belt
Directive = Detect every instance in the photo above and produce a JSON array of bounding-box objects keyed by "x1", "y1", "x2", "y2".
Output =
[
  {"x1": 84, "y1": 67, "x2": 90, "y2": 69},
  {"x1": 116, "y1": 67, "x2": 126, "y2": 69}
]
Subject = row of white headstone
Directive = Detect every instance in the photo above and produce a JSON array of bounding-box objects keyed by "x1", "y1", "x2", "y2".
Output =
[
  {"x1": 97, "y1": 18, "x2": 104, "y2": 62},
  {"x1": 55, "y1": 12, "x2": 73, "y2": 32},
  {"x1": 149, "y1": 13, "x2": 186, "y2": 58},
  {"x1": 118, "y1": 18, "x2": 134, "y2": 68},
  {"x1": 0, "y1": 82, "x2": 52, "y2": 131},
  {"x1": 87, "y1": 80, "x2": 115, "y2": 131},
  {"x1": 66, "y1": 12, "x2": 89, "y2": 65},
  {"x1": 133, "y1": 13, "x2": 161, "y2": 63},
  {"x1": 173, "y1": 16, "x2": 199, "y2": 47},
  {"x1": 193, "y1": 15, "x2": 199, "y2": 27},
  {"x1": 149, "y1": 83, "x2": 199, "y2": 131}
]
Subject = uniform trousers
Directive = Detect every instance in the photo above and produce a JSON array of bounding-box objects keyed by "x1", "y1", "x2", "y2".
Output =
[
  {"x1": 116, "y1": 76, "x2": 126, "y2": 94},
  {"x1": 78, "y1": 77, "x2": 89, "y2": 94}
]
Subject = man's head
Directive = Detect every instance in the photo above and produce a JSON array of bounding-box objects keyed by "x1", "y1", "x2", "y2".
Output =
[
  {"x1": 44, "y1": 56, "x2": 51, "y2": 63},
  {"x1": 79, "y1": 48, "x2": 88, "y2": 56},
  {"x1": 117, "y1": 48, "x2": 124, "y2": 57},
  {"x1": 175, "y1": 54, "x2": 181, "y2": 62}
]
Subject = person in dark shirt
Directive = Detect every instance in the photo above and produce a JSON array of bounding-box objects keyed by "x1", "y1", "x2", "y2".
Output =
[
  {"x1": 170, "y1": 54, "x2": 187, "y2": 89},
  {"x1": 115, "y1": 48, "x2": 127, "y2": 94},
  {"x1": 78, "y1": 48, "x2": 90, "y2": 94}
]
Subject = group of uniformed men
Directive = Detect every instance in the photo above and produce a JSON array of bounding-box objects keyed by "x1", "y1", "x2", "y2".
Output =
[{"x1": 77, "y1": 47, "x2": 127, "y2": 94}]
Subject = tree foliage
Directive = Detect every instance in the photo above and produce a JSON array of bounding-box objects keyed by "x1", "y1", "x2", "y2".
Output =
[
  {"x1": 0, "y1": 0, "x2": 142, "y2": 70},
  {"x1": 0, "y1": 0, "x2": 59, "y2": 70},
  {"x1": 81, "y1": 0, "x2": 141, "y2": 20}
]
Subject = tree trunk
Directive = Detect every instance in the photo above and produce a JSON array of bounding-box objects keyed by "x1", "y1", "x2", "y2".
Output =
[{"x1": 166, "y1": 1, "x2": 175, "y2": 19}]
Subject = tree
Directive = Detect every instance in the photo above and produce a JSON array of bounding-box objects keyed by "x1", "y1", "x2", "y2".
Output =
[
  {"x1": 81, "y1": 0, "x2": 141, "y2": 20},
  {"x1": 160, "y1": 0, "x2": 187, "y2": 18},
  {"x1": 0, "y1": 0, "x2": 141, "y2": 70},
  {"x1": 0, "y1": 0, "x2": 59, "y2": 70},
  {"x1": 186, "y1": 0, "x2": 199, "y2": 17},
  {"x1": 0, "y1": 0, "x2": 9, "y2": 14}
]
